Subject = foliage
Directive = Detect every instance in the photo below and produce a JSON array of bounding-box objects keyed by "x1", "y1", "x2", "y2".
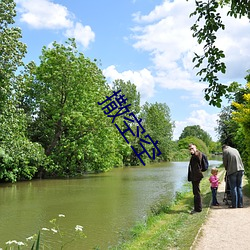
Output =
[
  {"x1": 0, "y1": 0, "x2": 49, "y2": 182},
  {"x1": 23, "y1": 39, "x2": 122, "y2": 175},
  {"x1": 189, "y1": 0, "x2": 250, "y2": 107},
  {"x1": 111, "y1": 79, "x2": 142, "y2": 166},
  {"x1": 140, "y1": 102, "x2": 174, "y2": 162},
  {"x1": 216, "y1": 106, "x2": 240, "y2": 147},
  {"x1": 209, "y1": 141, "x2": 222, "y2": 154},
  {"x1": 231, "y1": 81, "x2": 250, "y2": 176},
  {"x1": 179, "y1": 125, "x2": 212, "y2": 146},
  {"x1": 178, "y1": 136, "x2": 209, "y2": 156}
]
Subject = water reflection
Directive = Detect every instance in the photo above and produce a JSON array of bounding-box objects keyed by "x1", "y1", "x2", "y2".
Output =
[{"x1": 0, "y1": 160, "x2": 221, "y2": 249}]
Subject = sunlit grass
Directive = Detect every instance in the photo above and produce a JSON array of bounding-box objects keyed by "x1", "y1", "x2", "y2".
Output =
[{"x1": 111, "y1": 172, "x2": 221, "y2": 250}]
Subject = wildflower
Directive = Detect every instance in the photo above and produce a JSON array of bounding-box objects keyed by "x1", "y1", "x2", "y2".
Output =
[
  {"x1": 5, "y1": 240, "x2": 25, "y2": 246},
  {"x1": 42, "y1": 227, "x2": 50, "y2": 231},
  {"x1": 75, "y1": 225, "x2": 83, "y2": 232},
  {"x1": 17, "y1": 242, "x2": 25, "y2": 246},
  {"x1": 6, "y1": 240, "x2": 17, "y2": 245},
  {"x1": 51, "y1": 228, "x2": 58, "y2": 233},
  {"x1": 26, "y1": 236, "x2": 34, "y2": 241},
  {"x1": 58, "y1": 214, "x2": 65, "y2": 217}
]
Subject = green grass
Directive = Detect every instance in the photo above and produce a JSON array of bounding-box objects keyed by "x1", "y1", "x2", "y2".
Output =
[{"x1": 111, "y1": 170, "x2": 225, "y2": 250}]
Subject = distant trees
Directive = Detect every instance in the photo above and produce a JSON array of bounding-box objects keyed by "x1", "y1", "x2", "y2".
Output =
[
  {"x1": 178, "y1": 136, "x2": 209, "y2": 156},
  {"x1": 179, "y1": 125, "x2": 212, "y2": 146}
]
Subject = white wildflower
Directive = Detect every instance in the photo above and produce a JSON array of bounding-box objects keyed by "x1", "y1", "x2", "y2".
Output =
[
  {"x1": 17, "y1": 242, "x2": 25, "y2": 246},
  {"x1": 75, "y1": 225, "x2": 83, "y2": 231},
  {"x1": 51, "y1": 228, "x2": 58, "y2": 233},
  {"x1": 26, "y1": 236, "x2": 34, "y2": 241},
  {"x1": 42, "y1": 227, "x2": 50, "y2": 231},
  {"x1": 6, "y1": 240, "x2": 17, "y2": 245},
  {"x1": 58, "y1": 214, "x2": 65, "y2": 217}
]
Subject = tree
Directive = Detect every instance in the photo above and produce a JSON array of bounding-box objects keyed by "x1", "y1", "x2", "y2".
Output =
[
  {"x1": 0, "y1": 0, "x2": 27, "y2": 109},
  {"x1": 231, "y1": 80, "x2": 250, "y2": 176},
  {"x1": 112, "y1": 79, "x2": 141, "y2": 115},
  {"x1": 190, "y1": 0, "x2": 250, "y2": 107},
  {"x1": 111, "y1": 79, "x2": 142, "y2": 166},
  {"x1": 24, "y1": 39, "x2": 122, "y2": 175},
  {"x1": 178, "y1": 136, "x2": 209, "y2": 156},
  {"x1": 179, "y1": 125, "x2": 212, "y2": 146},
  {"x1": 216, "y1": 106, "x2": 240, "y2": 147},
  {"x1": 140, "y1": 102, "x2": 174, "y2": 161},
  {"x1": 0, "y1": 0, "x2": 48, "y2": 182}
]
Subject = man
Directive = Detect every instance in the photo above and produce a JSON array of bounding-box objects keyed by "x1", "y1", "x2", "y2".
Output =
[
  {"x1": 188, "y1": 143, "x2": 204, "y2": 214},
  {"x1": 222, "y1": 144, "x2": 244, "y2": 208}
]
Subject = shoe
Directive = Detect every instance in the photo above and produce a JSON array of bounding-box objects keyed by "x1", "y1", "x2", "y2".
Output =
[
  {"x1": 212, "y1": 203, "x2": 220, "y2": 206},
  {"x1": 190, "y1": 209, "x2": 201, "y2": 214},
  {"x1": 228, "y1": 205, "x2": 236, "y2": 208},
  {"x1": 238, "y1": 205, "x2": 243, "y2": 208}
]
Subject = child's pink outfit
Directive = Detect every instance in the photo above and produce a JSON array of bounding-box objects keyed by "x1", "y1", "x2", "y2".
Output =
[
  {"x1": 209, "y1": 175, "x2": 219, "y2": 206},
  {"x1": 209, "y1": 175, "x2": 219, "y2": 187}
]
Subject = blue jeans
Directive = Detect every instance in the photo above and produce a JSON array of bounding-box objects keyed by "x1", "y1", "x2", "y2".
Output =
[
  {"x1": 211, "y1": 187, "x2": 218, "y2": 205},
  {"x1": 228, "y1": 170, "x2": 244, "y2": 208}
]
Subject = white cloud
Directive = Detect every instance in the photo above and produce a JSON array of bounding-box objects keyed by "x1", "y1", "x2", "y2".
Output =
[
  {"x1": 130, "y1": 0, "x2": 250, "y2": 94},
  {"x1": 103, "y1": 65, "x2": 155, "y2": 103},
  {"x1": 16, "y1": 0, "x2": 73, "y2": 29},
  {"x1": 173, "y1": 110, "x2": 219, "y2": 141},
  {"x1": 65, "y1": 22, "x2": 95, "y2": 48},
  {"x1": 16, "y1": 0, "x2": 95, "y2": 49}
]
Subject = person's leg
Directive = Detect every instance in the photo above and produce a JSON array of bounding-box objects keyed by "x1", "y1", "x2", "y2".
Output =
[
  {"x1": 236, "y1": 170, "x2": 244, "y2": 208},
  {"x1": 228, "y1": 172, "x2": 237, "y2": 208},
  {"x1": 211, "y1": 187, "x2": 216, "y2": 205},
  {"x1": 192, "y1": 181, "x2": 202, "y2": 212}
]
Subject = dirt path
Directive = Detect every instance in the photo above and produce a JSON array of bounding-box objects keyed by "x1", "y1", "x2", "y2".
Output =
[{"x1": 192, "y1": 174, "x2": 250, "y2": 250}]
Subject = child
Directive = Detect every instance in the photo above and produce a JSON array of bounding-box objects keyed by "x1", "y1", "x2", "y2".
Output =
[{"x1": 209, "y1": 168, "x2": 220, "y2": 206}]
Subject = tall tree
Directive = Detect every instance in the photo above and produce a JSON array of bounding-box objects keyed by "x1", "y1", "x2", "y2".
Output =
[
  {"x1": 111, "y1": 79, "x2": 142, "y2": 165},
  {"x1": 24, "y1": 39, "x2": 122, "y2": 175},
  {"x1": 0, "y1": 0, "x2": 47, "y2": 182},
  {"x1": 190, "y1": 0, "x2": 250, "y2": 107},
  {"x1": 140, "y1": 102, "x2": 174, "y2": 161}
]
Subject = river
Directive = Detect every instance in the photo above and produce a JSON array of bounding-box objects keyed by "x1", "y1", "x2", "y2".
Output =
[{"x1": 0, "y1": 160, "x2": 222, "y2": 249}]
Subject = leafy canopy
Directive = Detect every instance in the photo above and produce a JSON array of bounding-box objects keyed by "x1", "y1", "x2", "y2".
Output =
[{"x1": 189, "y1": 0, "x2": 250, "y2": 107}]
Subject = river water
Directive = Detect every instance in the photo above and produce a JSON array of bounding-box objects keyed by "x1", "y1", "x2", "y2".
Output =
[{"x1": 0, "y1": 160, "x2": 221, "y2": 249}]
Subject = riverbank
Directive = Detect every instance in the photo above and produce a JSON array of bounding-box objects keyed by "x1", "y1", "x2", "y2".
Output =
[{"x1": 111, "y1": 169, "x2": 222, "y2": 249}]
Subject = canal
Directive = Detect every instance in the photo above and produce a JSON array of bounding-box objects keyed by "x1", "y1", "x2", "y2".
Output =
[{"x1": 0, "y1": 160, "x2": 221, "y2": 249}]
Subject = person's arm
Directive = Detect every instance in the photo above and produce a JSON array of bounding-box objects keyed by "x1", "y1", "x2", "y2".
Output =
[{"x1": 222, "y1": 152, "x2": 228, "y2": 171}]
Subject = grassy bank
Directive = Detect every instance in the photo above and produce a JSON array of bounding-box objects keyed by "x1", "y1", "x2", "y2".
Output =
[{"x1": 111, "y1": 169, "x2": 225, "y2": 250}]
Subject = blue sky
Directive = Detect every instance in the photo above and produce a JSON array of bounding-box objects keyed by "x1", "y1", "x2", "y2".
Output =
[{"x1": 14, "y1": 0, "x2": 250, "y2": 141}]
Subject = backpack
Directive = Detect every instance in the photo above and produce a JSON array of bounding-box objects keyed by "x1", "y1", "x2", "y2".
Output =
[{"x1": 200, "y1": 153, "x2": 209, "y2": 172}]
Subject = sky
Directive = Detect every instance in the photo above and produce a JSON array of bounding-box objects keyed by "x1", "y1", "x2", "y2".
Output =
[{"x1": 14, "y1": 0, "x2": 250, "y2": 141}]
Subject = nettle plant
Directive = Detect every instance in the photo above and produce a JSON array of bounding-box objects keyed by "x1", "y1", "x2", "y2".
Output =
[{"x1": 2, "y1": 214, "x2": 86, "y2": 249}]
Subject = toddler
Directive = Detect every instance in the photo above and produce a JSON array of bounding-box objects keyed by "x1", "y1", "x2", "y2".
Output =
[{"x1": 209, "y1": 168, "x2": 220, "y2": 206}]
